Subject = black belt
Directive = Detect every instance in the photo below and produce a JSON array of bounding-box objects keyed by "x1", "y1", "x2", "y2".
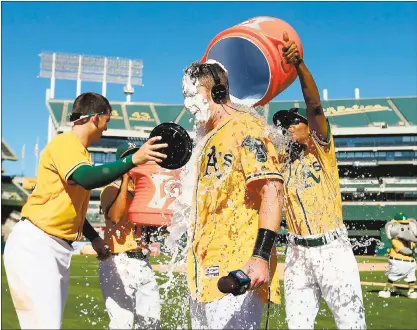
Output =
[
  {"x1": 389, "y1": 256, "x2": 415, "y2": 263},
  {"x1": 21, "y1": 217, "x2": 73, "y2": 247},
  {"x1": 112, "y1": 250, "x2": 148, "y2": 260},
  {"x1": 290, "y1": 230, "x2": 343, "y2": 248}
]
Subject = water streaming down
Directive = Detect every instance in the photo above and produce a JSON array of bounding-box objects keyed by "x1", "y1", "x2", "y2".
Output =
[{"x1": 158, "y1": 103, "x2": 289, "y2": 327}]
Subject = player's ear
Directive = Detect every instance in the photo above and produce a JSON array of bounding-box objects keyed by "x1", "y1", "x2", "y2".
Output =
[{"x1": 91, "y1": 114, "x2": 99, "y2": 127}]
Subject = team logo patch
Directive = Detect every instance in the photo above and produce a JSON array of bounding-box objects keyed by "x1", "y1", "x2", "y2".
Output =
[
  {"x1": 205, "y1": 266, "x2": 220, "y2": 278},
  {"x1": 242, "y1": 136, "x2": 268, "y2": 162}
]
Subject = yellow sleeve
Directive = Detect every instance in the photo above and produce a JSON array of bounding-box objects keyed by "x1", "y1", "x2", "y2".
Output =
[
  {"x1": 238, "y1": 125, "x2": 283, "y2": 188},
  {"x1": 50, "y1": 136, "x2": 92, "y2": 182},
  {"x1": 311, "y1": 119, "x2": 337, "y2": 167},
  {"x1": 391, "y1": 239, "x2": 404, "y2": 252}
]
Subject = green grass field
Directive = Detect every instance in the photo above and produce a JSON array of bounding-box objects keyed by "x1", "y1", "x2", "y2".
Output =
[{"x1": 2, "y1": 255, "x2": 416, "y2": 329}]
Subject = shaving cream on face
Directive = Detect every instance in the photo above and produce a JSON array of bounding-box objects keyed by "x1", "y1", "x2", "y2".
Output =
[{"x1": 182, "y1": 73, "x2": 211, "y2": 125}]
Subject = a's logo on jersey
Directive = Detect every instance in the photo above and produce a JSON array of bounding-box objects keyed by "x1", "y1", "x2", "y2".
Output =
[
  {"x1": 242, "y1": 136, "x2": 268, "y2": 163},
  {"x1": 203, "y1": 146, "x2": 234, "y2": 177},
  {"x1": 204, "y1": 146, "x2": 219, "y2": 176}
]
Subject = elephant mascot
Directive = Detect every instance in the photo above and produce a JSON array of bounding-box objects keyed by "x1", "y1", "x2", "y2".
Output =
[{"x1": 379, "y1": 213, "x2": 417, "y2": 299}]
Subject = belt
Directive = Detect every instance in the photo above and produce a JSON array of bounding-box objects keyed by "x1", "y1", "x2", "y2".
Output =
[
  {"x1": 113, "y1": 250, "x2": 148, "y2": 260},
  {"x1": 289, "y1": 228, "x2": 345, "y2": 248},
  {"x1": 21, "y1": 217, "x2": 73, "y2": 247},
  {"x1": 389, "y1": 256, "x2": 415, "y2": 263}
]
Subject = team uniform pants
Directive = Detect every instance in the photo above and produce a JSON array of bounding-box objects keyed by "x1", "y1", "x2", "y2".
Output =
[
  {"x1": 190, "y1": 290, "x2": 264, "y2": 330},
  {"x1": 99, "y1": 253, "x2": 161, "y2": 329},
  {"x1": 3, "y1": 220, "x2": 73, "y2": 329},
  {"x1": 284, "y1": 232, "x2": 366, "y2": 329}
]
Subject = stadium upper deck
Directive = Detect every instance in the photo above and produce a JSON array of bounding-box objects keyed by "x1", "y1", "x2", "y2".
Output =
[{"x1": 47, "y1": 96, "x2": 417, "y2": 135}]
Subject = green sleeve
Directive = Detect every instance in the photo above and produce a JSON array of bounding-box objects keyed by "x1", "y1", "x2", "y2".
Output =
[{"x1": 70, "y1": 155, "x2": 135, "y2": 190}]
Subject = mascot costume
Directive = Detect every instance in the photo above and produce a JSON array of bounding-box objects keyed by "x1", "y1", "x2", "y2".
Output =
[{"x1": 379, "y1": 213, "x2": 417, "y2": 299}]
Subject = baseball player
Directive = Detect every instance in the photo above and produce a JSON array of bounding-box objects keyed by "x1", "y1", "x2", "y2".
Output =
[
  {"x1": 181, "y1": 61, "x2": 285, "y2": 329},
  {"x1": 272, "y1": 33, "x2": 367, "y2": 329},
  {"x1": 99, "y1": 142, "x2": 161, "y2": 329},
  {"x1": 3, "y1": 92, "x2": 167, "y2": 329}
]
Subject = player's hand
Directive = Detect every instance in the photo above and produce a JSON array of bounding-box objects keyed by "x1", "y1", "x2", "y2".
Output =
[
  {"x1": 242, "y1": 257, "x2": 269, "y2": 290},
  {"x1": 132, "y1": 136, "x2": 168, "y2": 165},
  {"x1": 282, "y1": 31, "x2": 302, "y2": 66},
  {"x1": 122, "y1": 172, "x2": 133, "y2": 184},
  {"x1": 91, "y1": 236, "x2": 111, "y2": 261}
]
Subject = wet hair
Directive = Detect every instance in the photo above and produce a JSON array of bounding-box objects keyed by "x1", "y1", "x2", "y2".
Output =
[
  {"x1": 183, "y1": 62, "x2": 230, "y2": 99},
  {"x1": 69, "y1": 92, "x2": 112, "y2": 122}
]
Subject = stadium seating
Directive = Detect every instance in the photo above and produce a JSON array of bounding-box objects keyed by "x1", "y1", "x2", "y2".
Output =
[
  {"x1": 390, "y1": 97, "x2": 417, "y2": 125},
  {"x1": 343, "y1": 204, "x2": 416, "y2": 221},
  {"x1": 108, "y1": 104, "x2": 127, "y2": 130},
  {"x1": 46, "y1": 96, "x2": 416, "y2": 131},
  {"x1": 382, "y1": 177, "x2": 417, "y2": 187}
]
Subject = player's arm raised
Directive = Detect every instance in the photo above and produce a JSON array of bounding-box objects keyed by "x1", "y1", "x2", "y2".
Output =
[
  {"x1": 282, "y1": 32, "x2": 328, "y2": 141},
  {"x1": 70, "y1": 136, "x2": 167, "y2": 190}
]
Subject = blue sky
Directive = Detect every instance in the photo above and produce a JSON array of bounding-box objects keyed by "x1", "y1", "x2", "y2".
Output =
[{"x1": 2, "y1": 1, "x2": 416, "y2": 177}]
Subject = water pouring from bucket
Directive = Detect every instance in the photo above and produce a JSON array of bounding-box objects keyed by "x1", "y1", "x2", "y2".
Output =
[{"x1": 201, "y1": 16, "x2": 303, "y2": 107}]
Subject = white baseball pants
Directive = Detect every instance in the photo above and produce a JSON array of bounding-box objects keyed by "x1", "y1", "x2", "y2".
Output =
[
  {"x1": 284, "y1": 234, "x2": 366, "y2": 329},
  {"x1": 3, "y1": 220, "x2": 73, "y2": 329},
  {"x1": 99, "y1": 253, "x2": 161, "y2": 329},
  {"x1": 190, "y1": 290, "x2": 264, "y2": 330}
]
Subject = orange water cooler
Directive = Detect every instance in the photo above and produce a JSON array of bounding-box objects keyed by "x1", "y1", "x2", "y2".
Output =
[
  {"x1": 128, "y1": 162, "x2": 182, "y2": 227},
  {"x1": 201, "y1": 16, "x2": 303, "y2": 107}
]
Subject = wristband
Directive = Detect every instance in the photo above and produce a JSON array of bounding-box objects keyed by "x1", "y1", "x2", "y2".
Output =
[
  {"x1": 83, "y1": 220, "x2": 99, "y2": 242},
  {"x1": 252, "y1": 228, "x2": 277, "y2": 261}
]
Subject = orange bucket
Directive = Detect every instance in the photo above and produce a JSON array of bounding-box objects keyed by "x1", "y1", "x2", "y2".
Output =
[
  {"x1": 201, "y1": 16, "x2": 303, "y2": 107},
  {"x1": 128, "y1": 162, "x2": 182, "y2": 226}
]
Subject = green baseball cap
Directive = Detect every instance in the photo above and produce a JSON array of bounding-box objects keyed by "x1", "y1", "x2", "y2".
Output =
[
  {"x1": 273, "y1": 108, "x2": 308, "y2": 128},
  {"x1": 116, "y1": 142, "x2": 140, "y2": 160},
  {"x1": 393, "y1": 212, "x2": 408, "y2": 221}
]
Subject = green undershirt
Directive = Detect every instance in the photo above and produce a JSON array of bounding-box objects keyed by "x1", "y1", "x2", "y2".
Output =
[{"x1": 70, "y1": 155, "x2": 134, "y2": 190}]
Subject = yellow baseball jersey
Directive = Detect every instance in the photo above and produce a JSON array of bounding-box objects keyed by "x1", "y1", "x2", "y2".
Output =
[
  {"x1": 187, "y1": 112, "x2": 283, "y2": 304},
  {"x1": 100, "y1": 182, "x2": 141, "y2": 253},
  {"x1": 389, "y1": 238, "x2": 415, "y2": 261},
  {"x1": 21, "y1": 131, "x2": 92, "y2": 241},
  {"x1": 281, "y1": 124, "x2": 344, "y2": 236}
]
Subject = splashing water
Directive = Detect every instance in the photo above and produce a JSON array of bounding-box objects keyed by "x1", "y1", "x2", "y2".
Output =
[
  {"x1": 350, "y1": 237, "x2": 383, "y2": 255},
  {"x1": 230, "y1": 95, "x2": 260, "y2": 107},
  {"x1": 152, "y1": 131, "x2": 211, "y2": 329}
]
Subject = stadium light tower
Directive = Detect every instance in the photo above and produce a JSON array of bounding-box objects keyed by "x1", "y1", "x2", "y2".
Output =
[{"x1": 38, "y1": 52, "x2": 143, "y2": 102}]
